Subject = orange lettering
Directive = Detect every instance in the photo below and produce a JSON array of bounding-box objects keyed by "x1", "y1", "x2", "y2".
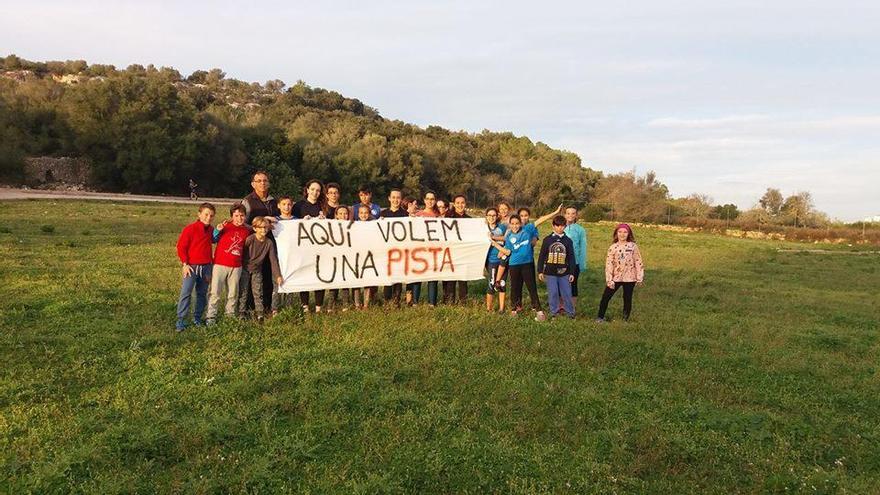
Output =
[
  {"x1": 387, "y1": 248, "x2": 403, "y2": 276},
  {"x1": 411, "y1": 247, "x2": 429, "y2": 274},
  {"x1": 440, "y1": 247, "x2": 454, "y2": 272}
]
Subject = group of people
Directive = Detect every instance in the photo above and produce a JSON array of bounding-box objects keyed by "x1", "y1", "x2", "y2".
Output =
[{"x1": 174, "y1": 171, "x2": 645, "y2": 332}]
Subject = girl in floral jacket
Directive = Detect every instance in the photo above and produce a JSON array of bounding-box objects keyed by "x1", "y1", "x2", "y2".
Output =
[{"x1": 597, "y1": 223, "x2": 644, "y2": 321}]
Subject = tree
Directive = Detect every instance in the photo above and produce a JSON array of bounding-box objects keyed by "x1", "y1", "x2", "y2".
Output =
[
  {"x1": 781, "y1": 191, "x2": 813, "y2": 227},
  {"x1": 187, "y1": 70, "x2": 208, "y2": 84},
  {"x1": 759, "y1": 188, "x2": 783, "y2": 216},
  {"x1": 677, "y1": 193, "x2": 714, "y2": 218},
  {"x1": 710, "y1": 204, "x2": 740, "y2": 221},
  {"x1": 265, "y1": 79, "x2": 285, "y2": 93},
  {"x1": 593, "y1": 171, "x2": 668, "y2": 223}
]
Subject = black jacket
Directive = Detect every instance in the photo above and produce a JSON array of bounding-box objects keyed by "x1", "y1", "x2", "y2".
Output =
[{"x1": 537, "y1": 233, "x2": 577, "y2": 276}]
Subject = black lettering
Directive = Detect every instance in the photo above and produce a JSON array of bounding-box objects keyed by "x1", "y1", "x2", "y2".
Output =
[
  {"x1": 407, "y1": 220, "x2": 426, "y2": 242},
  {"x1": 361, "y1": 251, "x2": 378, "y2": 277},
  {"x1": 315, "y1": 254, "x2": 337, "y2": 283},
  {"x1": 328, "y1": 222, "x2": 345, "y2": 246},
  {"x1": 297, "y1": 222, "x2": 314, "y2": 246},
  {"x1": 376, "y1": 222, "x2": 392, "y2": 242},
  {"x1": 341, "y1": 252, "x2": 360, "y2": 280},
  {"x1": 391, "y1": 221, "x2": 408, "y2": 242},
  {"x1": 310, "y1": 222, "x2": 331, "y2": 245},
  {"x1": 425, "y1": 220, "x2": 440, "y2": 241},
  {"x1": 441, "y1": 219, "x2": 462, "y2": 241}
]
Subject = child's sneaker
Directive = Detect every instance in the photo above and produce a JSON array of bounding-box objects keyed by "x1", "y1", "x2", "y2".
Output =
[
  {"x1": 205, "y1": 318, "x2": 216, "y2": 327},
  {"x1": 175, "y1": 320, "x2": 186, "y2": 332},
  {"x1": 534, "y1": 311, "x2": 546, "y2": 322},
  {"x1": 256, "y1": 315, "x2": 265, "y2": 324},
  {"x1": 595, "y1": 317, "x2": 606, "y2": 323}
]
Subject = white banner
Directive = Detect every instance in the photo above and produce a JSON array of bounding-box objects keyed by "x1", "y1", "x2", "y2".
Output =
[{"x1": 273, "y1": 218, "x2": 491, "y2": 292}]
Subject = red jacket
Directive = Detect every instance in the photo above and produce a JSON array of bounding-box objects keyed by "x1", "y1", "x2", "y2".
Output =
[
  {"x1": 176, "y1": 220, "x2": 213, "y2": 265},
  {"x1": 213, "y1": 224, "x2": 250, "y2": 267}
]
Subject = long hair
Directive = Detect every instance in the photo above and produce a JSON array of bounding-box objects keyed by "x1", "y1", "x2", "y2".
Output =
[
  {"x1": 613, "y1": 223, "x2": 635, "y2": 242},
  {"x1": 302, "y1": 179, "x2": 326, "y2": 208}
]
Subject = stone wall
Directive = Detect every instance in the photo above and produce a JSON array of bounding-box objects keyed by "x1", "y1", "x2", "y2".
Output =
[{"x1": 23, "y1": 157, "x2": 91, "y2": 187}]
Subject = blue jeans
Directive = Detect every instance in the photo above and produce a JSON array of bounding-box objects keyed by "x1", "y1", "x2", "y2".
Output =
[
  {"x1": 406, "y1": 282, "x2": 422, "y2": 304},
  {"x1": 425, "y1": 281, "x2": 439, "y2": 306},
  {"x1": 177, "y1": 264, "x2": 212, "y2": 323},
  {"x1": 545, "y1": 274, "x2": 574, "y2": 317}
]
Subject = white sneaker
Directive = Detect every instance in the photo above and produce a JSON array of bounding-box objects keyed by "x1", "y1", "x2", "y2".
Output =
[{"x1": 534, "y1": 311, "x2": 546, "y2": 322}]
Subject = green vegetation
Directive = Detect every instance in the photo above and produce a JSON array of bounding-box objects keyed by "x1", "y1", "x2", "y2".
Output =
[
  {"x1": 2, "y1": 199, "x2": 878, "y2": 493},
  {"x1": 0, "y1": 55, "x2": 598, "y2": 209}
]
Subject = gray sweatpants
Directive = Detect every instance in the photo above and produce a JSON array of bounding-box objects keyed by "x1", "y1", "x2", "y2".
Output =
[{"x1": 206, "y1": 264, "x2": 242, "y2": 319}]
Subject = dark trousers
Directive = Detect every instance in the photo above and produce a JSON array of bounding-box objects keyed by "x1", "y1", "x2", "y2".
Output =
[
  {"x1": 508, "y1": 262, "x2": 540, "y2": 311},
  {"x1": 299, "y1": 290, "x2": 325, "y2": 309},
  {"x1": 425, "y1": 281, "x2": 439, "y2": 306},
  {"x1": 385, "y1": 283, "x2": 403, "y2": 307},
  {"x1": 597, "y1": 282, "x2": 635, "y2": 320},
  {"x1": 328, "y1": 288, "x2": 351, "y2": 309},
  {"x1": 442, "y1": 281, "x2": 468, "y2": 305},
  {"x1": 239, "y1": 268, "x2": 267, "y2": 317}
]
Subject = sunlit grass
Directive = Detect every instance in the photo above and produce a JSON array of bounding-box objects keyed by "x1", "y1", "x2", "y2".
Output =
[{"x1": 1, "y1": 199, "x2": 878, "y2": 493}]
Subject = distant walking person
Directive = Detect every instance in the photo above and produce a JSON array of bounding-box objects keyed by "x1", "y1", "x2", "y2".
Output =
[
  {"x1": 189, "y1": 178, "x2": 198, "y2": 200},
  {"x1": 597, "y1": 224, "x2": 644, "y2": 322}
]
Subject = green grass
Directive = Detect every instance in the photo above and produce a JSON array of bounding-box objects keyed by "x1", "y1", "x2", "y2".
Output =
[{"x1": 1, "y1": 199, "x2": 878, "y2": 494}]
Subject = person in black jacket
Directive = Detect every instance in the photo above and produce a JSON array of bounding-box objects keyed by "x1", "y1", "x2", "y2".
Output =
[{"x1": 537, "y1": 215, "x2": 577, "y2": 319}]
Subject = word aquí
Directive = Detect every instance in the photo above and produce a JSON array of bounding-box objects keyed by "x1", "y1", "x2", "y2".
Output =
[{"x1": 295, "y1": 218, "x2": 464, "y2": 248}]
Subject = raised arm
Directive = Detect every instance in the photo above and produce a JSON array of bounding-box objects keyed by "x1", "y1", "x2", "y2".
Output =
[{"x1": 532, "y1": 203, "x2": 563, "y2": 228}]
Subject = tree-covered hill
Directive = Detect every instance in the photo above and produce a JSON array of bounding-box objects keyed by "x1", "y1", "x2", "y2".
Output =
[{"x1": 0, "y1": 55, "x2": 600, "y2": 207}]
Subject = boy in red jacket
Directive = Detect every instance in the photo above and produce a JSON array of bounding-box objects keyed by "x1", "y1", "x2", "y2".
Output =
[
  {"x1": 205, "y1": 203, "x2": 251, "y2": 325},
  {"x1": 175, "y1": 203, "x2": 216, "y2": 332}
]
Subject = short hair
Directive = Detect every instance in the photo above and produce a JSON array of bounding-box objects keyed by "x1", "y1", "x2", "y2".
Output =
[
  {"x1": 252, "y1": 216, "x2": 268, "y2": 228},
  {"x1": 565, "y1": 205, "x2": 578, "y2": 213},
  {"x1": 334, "y1": 206, "x2": 350, "y2": 219},
  {"x1": 552, "y1": 215, "x2": 566, "y2": 226},
  {"x1": 452, "y1": 194, "x2": 466, "y2": 202},
  {"x1": 199, "y1": 202, "x2": 215, "y2": 213},
  {"x1": 252, "y1": 170, "x2": 270, "y2": 181},
  {"x1": 497, "y1": 201, "x2": 511, "y2": 210},
  {"x1": 389, "y1": 187, "x2": 403, "y2": 196},
  {"x1": 278, "y1": 195, "x2": 292, "y2": 203},
  {"x1": 358, "y1": 184, "x2": 372, "y2": 194},
  {"x1": 230, "y1": 202, "x2": 246, "y2": 216},
  {"x1": 326, "y1": 182, "x2": 341, "y2": 192},
  {"x1": 485, "y1": 207, "x2": 498, "y2": 215},
  {"x1": 518, "y1": 207, "x2": 531, "y2": 215},
  {"x1": 508, "y1": 214, "x2": 521, "y2": 223}
]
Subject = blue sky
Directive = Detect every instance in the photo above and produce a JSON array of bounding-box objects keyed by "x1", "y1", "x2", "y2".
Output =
[{"x1": 2, "y1": 0, "x2": 878, "y2": 220}]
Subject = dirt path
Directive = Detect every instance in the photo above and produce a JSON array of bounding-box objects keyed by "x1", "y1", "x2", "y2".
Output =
[{"x1": 0, "y1": 187, "x2": 236, "y2": 205}]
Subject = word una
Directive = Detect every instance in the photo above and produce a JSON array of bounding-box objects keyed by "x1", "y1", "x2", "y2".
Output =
[{"x1": 315, "y1": 251, "x2": 378, "y2": 283}]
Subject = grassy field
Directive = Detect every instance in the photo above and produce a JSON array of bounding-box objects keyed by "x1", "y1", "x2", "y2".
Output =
[{"x1": 1, "y1": 199, "x2": 878, "y2": 494}]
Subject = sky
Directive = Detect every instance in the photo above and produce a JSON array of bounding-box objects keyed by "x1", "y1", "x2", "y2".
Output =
[{"x1": 2, "y1": 0, "x2": 878, "y2": 220}]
